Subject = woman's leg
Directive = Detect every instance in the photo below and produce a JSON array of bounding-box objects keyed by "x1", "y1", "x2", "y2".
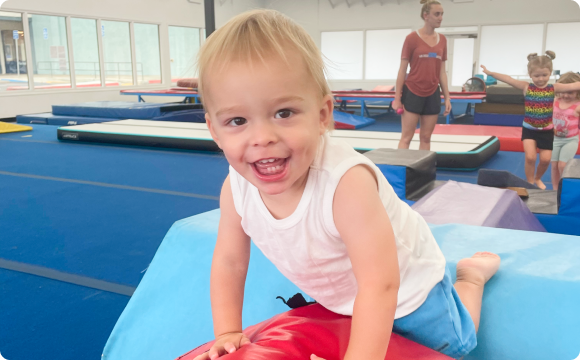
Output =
[
  {"x1": 522, "y1": 139, "x2": 538, "y2": 185},
  {"x1": 551, "y1": 161, "x2": 561, "y2": 191},
  {"x1": 418, "y1": 114, "x2": 439, "y2": 151},
  {"x1": 454, "y1": 252, "x2": 501, "y2": 332},
  {"x1": 398, "y1": 110, "x2": 421, "y2": 149},
  {"x1": 535, "y1": 149, "x2": 552, "y2": 190}
]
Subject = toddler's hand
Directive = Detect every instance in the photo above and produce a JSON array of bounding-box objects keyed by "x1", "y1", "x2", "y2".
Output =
[
  {"x1": 310, "y1": 355, "x2": 326, "y2": 360},
  {"x1": 480, "y1": 65, "x2": 490, "y2": 75},
  {"x1": 193, "y1": 332, "x2": 251, "y2": 360}
]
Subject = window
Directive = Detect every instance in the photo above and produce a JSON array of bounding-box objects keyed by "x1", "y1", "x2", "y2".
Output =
[
  {"x1": 451, "y1": 38, "x2": 475, "y2": 87},
  {"x1": 321, "y1": 31, "x2": 364, "y2": 80},
  {"x1": 134, "y1": 23, "x2": 161, "y2": 85},
  {"x1": 546, "y1": 22, "x2": 580, "y2": 75},
  {"x1": 0, "y1": 11, "x2": 28, "y2": 91},
  {"x1": 479, "y1": 24, "x2": 544, "y2": 77},
  {"x1": 70, "y1": 18, "x2": 101, "y2": 87},
  {"x1": 365, "y1": 29, "x2": 410, "y2": 80},
  {"x1": 28, "y1": 14, "x2": 71, "y2": 89},
  {"x1": 169, "y1": 26, "x2": 200, "y2": 83},
  {"x1": 101, "y1": 20, "x2": 133, "y2": 86}
]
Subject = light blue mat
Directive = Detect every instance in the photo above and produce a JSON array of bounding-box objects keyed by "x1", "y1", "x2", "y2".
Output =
[{"x1": 102, "y1": 209, "x2": 580, "y2": 360}]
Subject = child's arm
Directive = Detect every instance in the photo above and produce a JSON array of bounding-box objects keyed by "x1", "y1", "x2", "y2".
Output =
[
  {"x1": 194, "y1": 176, "x2": 252, "y2": 360},
  {"x1": 554, "y1": 82, "x2": 580, "y2": 94},
  {"x1": 313, "y1": 165, "x2": 400, "y2": 360},
  {"x1": 440, "y1": 61, "x2": 452, "y2": 116},
  {"x1": 480, "y1": 65, "x2": 529, "y2": 92}
]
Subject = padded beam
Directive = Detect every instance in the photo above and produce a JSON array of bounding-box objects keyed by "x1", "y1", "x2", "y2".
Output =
[
  {"x1": 412, "y1": 181, "x2": 546, "y2": 232},
  {"x1": 485, "y1": 86, "x2": 525, "y2": 104},
  {"x1": 558, "y1": 159, "x2": 580, "y2": 215},
  {"x1": 364, "y1": 148, "x2": 436, "y2": 200},
  {"x1": 102, "y1": 210, "x2": 580, "y2": 360},
  {"x1": 52, "y1": 102, "x2": 203, "y2": 120}
]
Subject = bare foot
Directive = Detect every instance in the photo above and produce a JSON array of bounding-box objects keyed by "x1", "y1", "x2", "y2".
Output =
[
  {"x1": 535, "y1": 179, "x2": 546, "y2": 190},
  {"x1": 456, "y1": 252, "x2": 501, "y2": 286}
]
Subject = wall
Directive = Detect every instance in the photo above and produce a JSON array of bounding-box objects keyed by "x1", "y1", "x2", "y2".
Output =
[{"x1": 266, "y1": 0, "x2": 580, "y2": 90}]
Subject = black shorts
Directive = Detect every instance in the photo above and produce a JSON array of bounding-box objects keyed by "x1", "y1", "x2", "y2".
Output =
[
  {"x1": 402, "y1": 84, "x2": 441, "y2": 116},
  {"x1": 521, "y1": 127, "x2": 554, "y2": 150}
]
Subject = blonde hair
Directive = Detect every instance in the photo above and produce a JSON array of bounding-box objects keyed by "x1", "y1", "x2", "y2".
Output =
[
  {"x1": 197, "y1": 9, "x2": 334, "y2": 129},
  {"x1": 420, "y1": 0, "x2": 442, "y2": 20},
  {"x1": 557, "y1": 71, "x2": 580, "y2": 99},
  {"x1": 527, "y1": 51, "x2": 556, "y2": 75}
]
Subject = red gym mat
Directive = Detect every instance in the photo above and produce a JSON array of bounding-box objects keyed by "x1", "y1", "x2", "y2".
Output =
[
  {"x1": 418, "y1": 124, "x2": 580, "y2": 154},
  {"x1": 176, "y1": 304, "x2": 451, "y2": 360}
]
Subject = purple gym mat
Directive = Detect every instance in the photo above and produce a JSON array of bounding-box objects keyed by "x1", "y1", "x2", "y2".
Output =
[{"x1": 412, "y1": 181, "x2": 546, "y2": 232}]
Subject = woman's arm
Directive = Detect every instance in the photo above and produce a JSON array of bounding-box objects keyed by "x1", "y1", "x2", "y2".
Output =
[
  {"x1": 481, "y1": 65, "x2": 528, "y2": 91},
  {"x1": 392, "y1": 59, "x2": 410, "y2": 111},
  {"x1": 554, "y1": 82, "x2": 580, "y2": 93},
  {"x1": 195, "y1": 176, "x2": 252, "y2": 360},
  {"x1": 439, "y1": 61, "x2": 451, "y2": 116},
  {"x1": 320, "y1": 165, "x2": 400, "y2": 360}
]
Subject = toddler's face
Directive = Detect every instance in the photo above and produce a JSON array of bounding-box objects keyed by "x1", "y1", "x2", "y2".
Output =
[
  {"x1": 529, "y1": 67, "x2": 551, "y2": 87},
  {"x1": 204, "y1": 53, "x2": 333, "y2": 196},
  {"x1": 558, "y1": 90, "x2": 578, "y2": 102}
]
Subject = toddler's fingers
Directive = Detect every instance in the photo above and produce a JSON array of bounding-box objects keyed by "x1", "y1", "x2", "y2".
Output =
[
  {"x1": 208, "y1": 347, "x2": 220, "y2": 360},
  {"x1": 239, "y1": 336, "x2": 251, "y2": 347},
  {"x1": 223, "y1": 342, "x2": 237, "y2": 354},
  {"x1": 310, "y1": 354, "x2": 325, "y2": 360},
  {"x1": 193, "y1": 351, "x2": 211, "y2": 360}
]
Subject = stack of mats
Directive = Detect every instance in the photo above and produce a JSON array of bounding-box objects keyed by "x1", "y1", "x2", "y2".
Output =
[
  {"x1": 474, "y1": 86, "x2": 524, "y2": 126},
  {"x1": 333, "y1": 110, "x2": 376, "y2": 129},
  {"x1": 101, "y1": 209, "x2": 580, "y2": 360},
  {"x1": 16, "y1": 101, "x2": 206, "y2": 126}
]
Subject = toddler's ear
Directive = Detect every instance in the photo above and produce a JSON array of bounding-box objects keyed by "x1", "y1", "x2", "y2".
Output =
[
  {"x1": 205, "y1": 113, "x2": 222, "y2": 149},
  {"x1": 319, "y1": 94, "x2": 334, "y2": 133}
]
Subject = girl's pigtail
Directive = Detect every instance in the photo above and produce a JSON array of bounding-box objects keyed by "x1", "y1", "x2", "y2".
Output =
[
  {"x1": 527, "y1": 53, "x2": 538, "y2": 61},
  {"x1": 545, "y1": 51, "x2": 556, "y2": 60}
]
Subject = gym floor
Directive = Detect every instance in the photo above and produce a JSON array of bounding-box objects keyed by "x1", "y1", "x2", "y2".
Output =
[{"x1": 0, "y1": 120, "x2": 567, "y2": 360}]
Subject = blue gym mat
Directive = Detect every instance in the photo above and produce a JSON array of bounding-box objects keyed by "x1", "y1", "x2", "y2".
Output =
[
  {"x1": 102, "y1": 209, "x2": 580, "y2": 360},
  {"x1": 52, "y1": 101, "x2": 204, "y2": 120}
]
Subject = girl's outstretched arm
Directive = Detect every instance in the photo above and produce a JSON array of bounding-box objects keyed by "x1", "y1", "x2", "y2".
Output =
[
  {"x1": 481, "y1": 65, "x2": 528, "y2": 91},
  {"x1": 194, "y1": 176, "x2": 252, "y2": 360},
  {"x1": 554, "y1": 82, "x2": 580, "y2": 94},
  {"x1": 311, "y1": 165, "x2": 400, "y2": 360}
]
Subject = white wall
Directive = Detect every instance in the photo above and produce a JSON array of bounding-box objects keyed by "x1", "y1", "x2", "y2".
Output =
[
  {"x1": 216, "y1": 0, "x2": 265, "y2": 27},
  {"x1": 266, "y1": 0, "x2": 580, "y2": 90}
]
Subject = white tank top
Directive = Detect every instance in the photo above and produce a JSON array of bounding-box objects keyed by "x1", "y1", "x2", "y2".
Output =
[{"x1": 229, "y1": 133, "x2": 446, "y2": 318}]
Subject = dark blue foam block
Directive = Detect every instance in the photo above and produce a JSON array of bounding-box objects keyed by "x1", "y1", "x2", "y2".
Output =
[
  {"x1": 474, "y1": 113, "x2": 523, "y2": 127},
  {"x1": 0, "y1": 269, "x2": 129, "y2": 360},
  {"x1": 0, "y1": 132, "x2": 229, "y2": 196},
  {"x1": 52, "y1": 102, "x2": 199, "y2": 119},
  {"x1": 152, "y1": 109, "x2": 206, "y2": 123},
  {"x1": 0, "y1": 175, "x2": 219, "y2": 286},
  {"x1": 375, "y1": 164, "x2": 406, "y2": 199},
  {"x1": 102, "y1": 210, "x2": 580, "y2": 360},
  {"x1": 333, "y1": 110, "x2": 376, "y2": 129},
  {"x1": 47, "y1": 115, "x2": 120, "y2": 126},
  {"x1": 535, "y1": 214, "x2": 580, "y2": 236},
  {"x1": 16, "y1": 112, "x2": 54, "y2": 124},
  {"x1": 559, "y1": 178, "x2": 580, "y2": 216}
]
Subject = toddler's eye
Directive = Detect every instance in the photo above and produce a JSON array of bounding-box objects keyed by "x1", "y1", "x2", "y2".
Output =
[
  {"x1": 275, "y1": 110, "x2": 293, "y2": 119},
  {"x1": 228, "y1": 117, "x2": 247, "y2": 127}
]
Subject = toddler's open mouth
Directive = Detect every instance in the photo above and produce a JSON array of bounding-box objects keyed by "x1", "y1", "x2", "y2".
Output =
[{"x1": 252, "y1": 157, "x2": 289, "y2": 181}]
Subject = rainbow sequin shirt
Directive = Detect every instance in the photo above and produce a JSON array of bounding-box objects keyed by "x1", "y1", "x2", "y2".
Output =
[{"x1": 524, "y1": 83, "x2": 554, "y2": 130}]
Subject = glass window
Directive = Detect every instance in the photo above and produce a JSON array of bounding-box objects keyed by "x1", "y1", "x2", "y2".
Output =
[
  {"x1": 479, "y1": 24, "x2": 544, "y2": 77},
  {"x1": 451, "y1": 38, "x2": 475, "y2": 87},
  {"x1": 134, "y1": 23, "x2": 161, "y2": 85},
  {"x1": 169, "y1": 26, "x2": 200, "y2": 84},
  {"x1": 321, "y1": 31, "x2": 363, "y2": 80},
  {"x1": 0, "y1": 11, "x2": 28, "y2": 92},
  {"x1": 546, "y1": 22, "x2": 580, "y2": 75},
  {"x1": 365, "y1": 29, "x2": 411, "y2": 80},
  {"x1": 101, "y1": 20, "x2": 133, "y2": 86},
  {"x1": 28, "y1": 14, "x2": 71, "y2": 89},
  {"x1": 70, "y1": 18, "x2": 101, "y2": 87}
]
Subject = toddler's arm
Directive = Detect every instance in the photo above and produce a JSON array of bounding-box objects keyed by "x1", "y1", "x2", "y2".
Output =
[
  {"x1": 480, "y1": 65, "x2": 528, "y2": 93},
  {"x1": 554, "y1": 82, "x2": 580, "y2": 94},
  {"x1": 194, "y1": 176, "x2": 252, "y2": 360},
  {"x1": 326, "y1": 165, "x2": 400, "y2": 360}
]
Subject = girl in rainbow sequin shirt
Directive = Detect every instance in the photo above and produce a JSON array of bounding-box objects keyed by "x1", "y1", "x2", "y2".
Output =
[{"x1": 481, "y1": 51, "x2": 580, "y2": 190}]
